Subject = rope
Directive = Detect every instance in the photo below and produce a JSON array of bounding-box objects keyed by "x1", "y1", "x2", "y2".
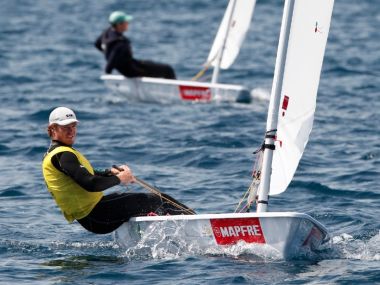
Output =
[
  {"x1": 235, "y1": 188, "x2": 250, "y2": 213},
  {"x1": 235, "y1": 180, "x2": 255, "y2": 213},
  {"x1": 191, "y1": 64, "x2": 211, "y2": 81},
  {"x1": 134, "y1": 177, "x2": 196, "y2": 215},
  {"x1": 191, "y1": 51, "x2": 219, "y2": 81},
  {"x1": 113, "y1": 165, "x2": 195, "y2": 215},
  {"x1": 234, "y1": 146, "x2": 264, "y2": 213}
]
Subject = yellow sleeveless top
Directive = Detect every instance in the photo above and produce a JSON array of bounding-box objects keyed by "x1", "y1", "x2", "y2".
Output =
[{"x1": 42, "y1": 146, "x2": 103, "y2": 222}]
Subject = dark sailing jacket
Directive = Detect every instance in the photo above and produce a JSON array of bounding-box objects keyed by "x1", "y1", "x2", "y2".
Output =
[{"x1": 95, "y1": 27, "x2": 145, "y2": 77}]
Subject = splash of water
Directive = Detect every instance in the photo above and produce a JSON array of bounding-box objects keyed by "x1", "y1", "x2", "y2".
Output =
[{"x1": 321, "y1": 231, "x2": 380, "y2": 261}]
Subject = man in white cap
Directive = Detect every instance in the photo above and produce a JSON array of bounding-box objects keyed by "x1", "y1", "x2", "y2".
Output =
[
  {"x1": 95, "y1": 11, "x2": 176, "y2": 79},
  {"x1": 42, "y1": 107, "x2": 191, "y2": 234}
]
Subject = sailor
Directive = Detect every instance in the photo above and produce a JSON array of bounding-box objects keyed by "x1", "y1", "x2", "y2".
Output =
[
  {"x1": 42, "y1": 107, "x2": 191, "y2": 234},
  {"x1": 95, "y1": 11, "x2": 176, "y2": 79}
]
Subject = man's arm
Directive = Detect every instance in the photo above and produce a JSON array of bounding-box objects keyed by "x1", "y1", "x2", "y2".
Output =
[
  {"x1": 52, "y1": 151, "x2": 120, "y2": 192},
  {"x1": 94, "y1": 34, "x2": 103, "y2": 52}
]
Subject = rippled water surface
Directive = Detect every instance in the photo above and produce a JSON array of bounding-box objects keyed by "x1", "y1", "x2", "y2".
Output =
[{"x1": 0, "y1": 0, "x2": 379, "y2": 284}]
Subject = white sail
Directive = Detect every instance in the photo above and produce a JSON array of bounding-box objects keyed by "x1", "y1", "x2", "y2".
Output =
[
  {"x1": 269, "y1": 0, "x2": 334, "y2": 195},
  {"x1": 207, "y1": 0, "x2": 256, "y2": 70}
]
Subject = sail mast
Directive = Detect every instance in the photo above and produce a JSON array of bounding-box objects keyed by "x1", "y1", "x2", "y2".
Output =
[
  {"x1": 256, "y1": 0, "x2": 295, "y2": 212},
  {"x1": 211, "y1": 0, "x2": 237, "y2": 84}
]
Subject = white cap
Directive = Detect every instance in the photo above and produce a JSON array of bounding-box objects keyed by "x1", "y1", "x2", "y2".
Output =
[{"x1": 49, "y1": 107, "x2": 79, "y2": 126}]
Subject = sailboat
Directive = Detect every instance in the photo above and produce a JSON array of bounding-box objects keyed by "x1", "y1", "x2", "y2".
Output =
[
  {"x1": 101, "y1": 0, "x2": 256, "y2": 103},
  {"x1": 114, "y1": 0, "x2": 335, "y2": 259}
]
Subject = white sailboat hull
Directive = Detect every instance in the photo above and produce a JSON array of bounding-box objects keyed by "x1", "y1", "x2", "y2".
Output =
[
  {"x1": 101, "y1": 75, "x2": 251, "y2": 103},
  {"x1": 114, "y1": 212, "x2": 328, "y2": 259}
]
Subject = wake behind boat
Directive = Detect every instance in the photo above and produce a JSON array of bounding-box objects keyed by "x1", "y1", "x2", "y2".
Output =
[
  {"x1": 101, "y1": 0, "x2": 256, "y2": 103},
  {"x1": 115, "y1": 0, "x2": 335, "y2": 260}
]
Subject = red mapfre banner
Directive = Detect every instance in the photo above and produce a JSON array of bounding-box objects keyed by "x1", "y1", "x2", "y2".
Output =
[
  {"x1": 210, "y1": 218, "x2": 266, "y2": 245},
  {"x1": 179, "y1": 85, "x2": 212, "y2": 101}
]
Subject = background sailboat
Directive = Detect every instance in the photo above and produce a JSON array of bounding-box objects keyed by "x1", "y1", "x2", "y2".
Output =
[
  {"x1": 208, "y1": 0, "x2": 256, "y2": 84},
  {"x1": 114, "y1": 0, "x2": 335, "y2": 259},
  {"x1": 101, "y1": 0, "x2": 256, "y2": 103}
]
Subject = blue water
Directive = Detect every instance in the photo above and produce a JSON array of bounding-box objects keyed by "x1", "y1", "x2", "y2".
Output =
[{"x1": 0, "y1": 0, "x2": 379, "y2": 284}]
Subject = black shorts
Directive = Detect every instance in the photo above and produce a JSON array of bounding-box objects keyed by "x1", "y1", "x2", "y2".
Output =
[
  {"x1": 77, "y1": 192, "x2": 192, "y2": 234},
  {"x1": 137, "y1": 60, "x2": 176, "y2": 79},
  {"x1": 121, "y1": 60, "x2": 176, "y2": 79}
]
